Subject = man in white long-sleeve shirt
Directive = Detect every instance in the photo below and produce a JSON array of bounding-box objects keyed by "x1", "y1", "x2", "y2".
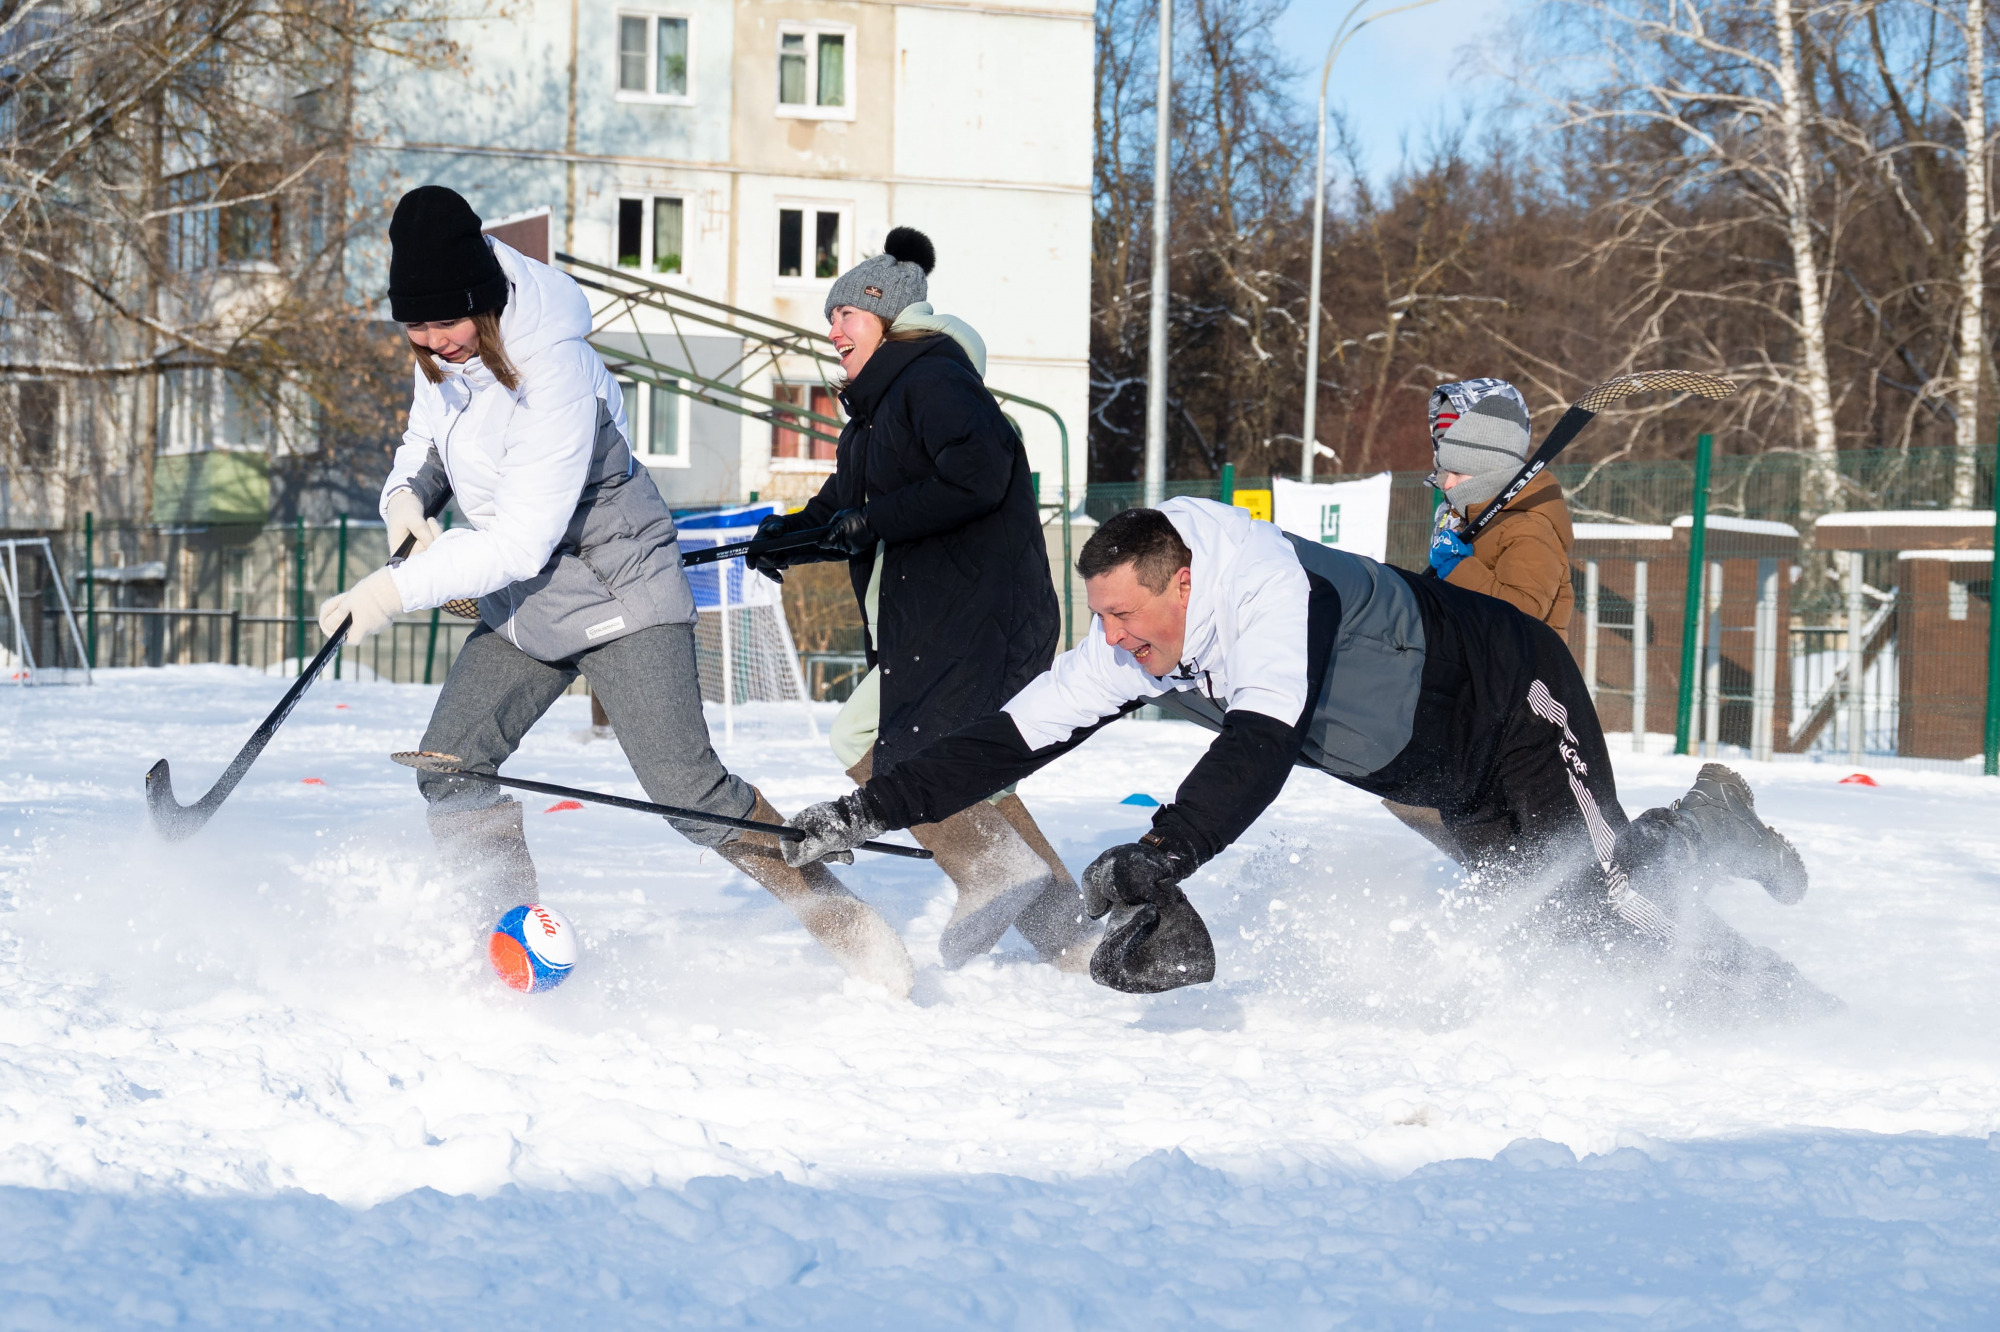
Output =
[{"x1": 783, "y1": 499, "x2": 1833, "y2": 1017}]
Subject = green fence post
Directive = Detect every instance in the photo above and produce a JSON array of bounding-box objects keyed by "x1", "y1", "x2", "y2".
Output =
[
  {"x1": 1674, "y1": 433, "x2": 1714, "y2": 755},
  {"x1": 424, "y1": 511, "x2": 452, "y2": 685},
  {"x1": 1985, "y1": 425, "x2": 2000, "y2": 775},
  {"x1": 82, "y1": 512, "x2": 95, "y2": 668},
  {"x1": 293, "y1": 515, "x2": 307, "y2": 675},
  {"x1": 1220, "y1": 463, "x2": 1236, "y2": 505},
  {"x1": 334, "y1": 515, "x2": 348, "y2": 681}
]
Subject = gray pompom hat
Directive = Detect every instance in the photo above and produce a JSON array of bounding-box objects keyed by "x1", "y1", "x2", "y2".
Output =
[
  {"x1": 825, "y1": 227, "x2": 935, "y2": 323},
  {"x1": 1428, "y1": 378, "x2": 1532, "y2": 515}
]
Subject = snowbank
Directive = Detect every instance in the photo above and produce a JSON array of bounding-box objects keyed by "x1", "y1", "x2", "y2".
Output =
[{"x1": 3, "y1": 670, "x2": 2000, "y2": 1325}]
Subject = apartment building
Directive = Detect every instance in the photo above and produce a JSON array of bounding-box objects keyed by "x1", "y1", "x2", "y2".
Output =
[{"x1": 352, "y1": 0, "x2": 1092, "y2": 512}]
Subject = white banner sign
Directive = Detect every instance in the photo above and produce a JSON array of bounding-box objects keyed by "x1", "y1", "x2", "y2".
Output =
[{"x1": 1272, "y1": 473, "x2": 1394, "y2": 562}]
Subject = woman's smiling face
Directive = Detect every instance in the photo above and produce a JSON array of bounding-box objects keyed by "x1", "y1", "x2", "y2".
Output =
[
  {"x1": 828, "y1": 305, "x2": 886, "y2": 379},
  {"x1": 406, "y1": 317, "x2": 480, "y2": 364}
]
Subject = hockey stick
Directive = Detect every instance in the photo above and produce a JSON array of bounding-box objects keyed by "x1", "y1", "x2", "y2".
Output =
[
  {"x1": 145, "y1": 532, "x2": 422, "y2": 841},
  {"x1": 389, "y1": 751, "x2": 934, "y2": 860},
  {"x1": 1447, "y1": 370, "x2": 1736, "y2": 550},
  {"x1": 681, "y1": 527, "x2": 831, "y2": 567}
]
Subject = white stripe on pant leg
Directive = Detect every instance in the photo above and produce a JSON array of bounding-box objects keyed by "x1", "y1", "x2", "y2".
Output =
[
  {"x1": 1527, "y1": 679, "x2": 1578, "y2": 744},
  {"x1": 1530, "y1": 675, "x2": 1677, "y2": 945}
]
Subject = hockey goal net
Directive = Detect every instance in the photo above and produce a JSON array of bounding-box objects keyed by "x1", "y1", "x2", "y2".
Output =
[{"x1": 678, "y1": 515, "x2": 817, "y2": 739}]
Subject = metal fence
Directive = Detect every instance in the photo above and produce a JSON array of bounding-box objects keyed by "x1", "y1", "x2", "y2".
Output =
[
  {"x1": 4, "y1": 442, "x2": 1998, "y2": 770},
  {"x1": 1091, "y1": 444, "x2": 1998, "y2": 771}
]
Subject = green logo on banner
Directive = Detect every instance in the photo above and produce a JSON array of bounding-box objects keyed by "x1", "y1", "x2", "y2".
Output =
[{"x1": 1319, "y1": 503, "x2": 1341, "y2": 544}]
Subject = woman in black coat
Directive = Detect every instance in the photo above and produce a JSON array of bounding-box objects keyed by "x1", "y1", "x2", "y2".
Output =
[{"x1": 759, "y1": 228, "x2": 1091, "y2": 970}]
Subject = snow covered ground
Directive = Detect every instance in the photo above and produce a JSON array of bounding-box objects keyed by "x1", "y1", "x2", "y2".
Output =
[{"x1": 3, "y1": 668, "x2": 2000, "y2": 1328}]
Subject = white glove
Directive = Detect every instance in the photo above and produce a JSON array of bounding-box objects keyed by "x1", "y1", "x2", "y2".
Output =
[
  {"x1": 385, "y1": 488, "x2": 443, "y2": 556},
  {"x1": 317, "y1": 566, "x2": 404, "y2": 642},
  {"x1": 782, "y1": 791, "x2": 887, "y2": 868}
]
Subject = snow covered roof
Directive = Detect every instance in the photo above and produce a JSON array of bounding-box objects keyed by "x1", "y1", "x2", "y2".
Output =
[
  {"x1": 1897, "y1": 549, "x2": 1993, "y2": 561},
  {"x1": 1819, "y1": 510, "x2": 1996, "y2": 527},
  {"x1": 1572, "y1": 522, "x2": 1673, "y2": 542},
  {"x1": 1670, "y1": 515, "x2": 1800, "y2": 537}
]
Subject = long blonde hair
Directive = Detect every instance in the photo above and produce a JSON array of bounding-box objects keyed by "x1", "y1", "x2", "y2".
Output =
[{"x1": 409, "y1": 310, "x2": 520, "y2": 391}]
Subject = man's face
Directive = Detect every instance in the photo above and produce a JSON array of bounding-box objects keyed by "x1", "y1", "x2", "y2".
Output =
[{"x1": 1086, "y1": 561, "x2": 1193, "y2": 677}]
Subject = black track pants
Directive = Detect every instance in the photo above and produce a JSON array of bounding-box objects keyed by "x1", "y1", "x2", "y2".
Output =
[{"x1": 1440, "y1": 617, "x2": 1627, "y2": 886}]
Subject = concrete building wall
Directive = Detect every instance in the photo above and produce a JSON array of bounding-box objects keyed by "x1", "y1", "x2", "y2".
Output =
[{"x1": 353, "y1": 0, "x2": 1091, "y2": 514}]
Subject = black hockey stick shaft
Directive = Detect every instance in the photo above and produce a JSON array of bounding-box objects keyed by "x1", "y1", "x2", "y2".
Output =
[
  {"x1": 145, "y1": 532, "x2": 422, "y2": 841},
  {"x1": 681, "y1": 527, "x2": 831, "y2": 567},
  {"x1": 408, "y1": 765, "x2": 933, "y2": 860},
  {"x1": 1462, "y1": 404, "x2": 1596, "y2": 541}
]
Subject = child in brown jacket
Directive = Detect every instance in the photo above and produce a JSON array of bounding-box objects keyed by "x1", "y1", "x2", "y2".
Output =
[
  {"x1": 1389, "y1": 378, "x2": 1580, "y2": 858},
  {"x1": 1425, "y1": 378, "x2": 1576, "y2": 641}
]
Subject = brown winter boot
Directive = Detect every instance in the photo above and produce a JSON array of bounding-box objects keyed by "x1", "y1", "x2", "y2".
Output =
[
  {"x1": 847, "y1": 752, "x2": 1058, "y2": 970},
  {"x1": 428, "y1": 799, "x2": 538, "y2": 911},
  {"x1": 715, "y1": 790, "x2": 916, "y2": 998},
  {"x1": 993, "y1": 794, "x2": 1098, "y2": 972}
]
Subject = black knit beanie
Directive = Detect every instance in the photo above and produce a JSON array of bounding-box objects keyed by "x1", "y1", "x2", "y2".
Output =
[{"x1": 388, "y1": 186, "x2": 509, "y2": 323}]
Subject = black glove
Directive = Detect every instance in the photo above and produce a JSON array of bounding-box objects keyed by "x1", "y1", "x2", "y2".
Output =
[
  {"x1": 818, "y1": 507, "x2": 878, "y2": 558},
  {"x1": 781, "y1": 788, "x2": 889, "y2": 867},
  {"x1": 1081, "y1": 839, "x2": 1214, "y2": 994},
  {"x1": 748, "y1": 514, "x2": 797, "y2": 584},
  {"x1": 1081, "y1": 839, "x2": 1190, "y2": 919}
]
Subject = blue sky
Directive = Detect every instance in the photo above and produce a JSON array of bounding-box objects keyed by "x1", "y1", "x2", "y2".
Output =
[{"x1": 1271, "y1": 0, "x2": 1519, "y2": 185}]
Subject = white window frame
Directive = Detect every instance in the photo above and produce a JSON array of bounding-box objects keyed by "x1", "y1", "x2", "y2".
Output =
[
  {"x1": 773, "y1": 200, "x2": 851, "y2": 285},
  {"x1": 619, "y1": 376, "x2": 694, "y2": 468},
  {"x1": 615, "y1": 193, "x2": 690, "y2": 278},
  {"x1": 614, "y1": 9, "x2": 696, "y2": 105},
  {"x1": 773, "y1": 22, "x2": 855, "y2": 121}
]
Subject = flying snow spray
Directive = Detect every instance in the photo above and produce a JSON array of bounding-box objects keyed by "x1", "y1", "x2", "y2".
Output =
[{"x1": 489, "y1": 904, "x2": 577, "y2": 992}]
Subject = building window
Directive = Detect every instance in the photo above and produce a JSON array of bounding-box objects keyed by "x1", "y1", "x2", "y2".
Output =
[
  {"x1": 777, "y1": 207, "x2": 843, "y2": 279},
  {"x1": 617, "y1": 12, "x2": 691, "y2": 101},
  {"x1": 158, "y1": 368, "x2": 270, "y2": 455},
  {"x1": 771, "y1": 384, "x2": 840, "y2": 462},
  {"x1": 653, "y1": 197, "x2": 683, "y2": 273},
  {"x1": 220, "y1": 195, "x2": 278, "y2": 265},
  {"x1": 165, "y1": 166, "x2": 283, "y2": 270},
  {"x1": 619, "y1": 377, "x2": 692, "y2": 467},
  {"x1": 14, "y1": 381, "x2": 58, "y2": 468},
  {"x1": 775, "y1": 24, "x2": 853, "y2": 119},
  {"x1": 618, "y1": 195, "x2": 686, "y2": 274}
]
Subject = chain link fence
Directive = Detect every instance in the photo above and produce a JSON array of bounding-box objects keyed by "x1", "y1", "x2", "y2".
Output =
[{"x1": 3, "y1": 444, "x2": 1997, "y2": 770}]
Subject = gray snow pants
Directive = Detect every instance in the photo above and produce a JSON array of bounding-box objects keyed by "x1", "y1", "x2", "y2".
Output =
[{"x1": 417, "y1": 621, "x2": 755, "y2": 847}]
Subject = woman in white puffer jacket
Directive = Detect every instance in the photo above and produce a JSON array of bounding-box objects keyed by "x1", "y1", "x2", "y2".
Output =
[{"x1": 318, "y1": 186, "x2": 911, "y2": 995}]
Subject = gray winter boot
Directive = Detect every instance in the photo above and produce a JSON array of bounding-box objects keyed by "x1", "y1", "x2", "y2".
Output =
[
  {"x1": 1671, "y1": 764, "x2": 1809, "y2": 905},
  {"x1": 993, "y1": 793, "x2": 1099, "y2": 972},
  {"x1": 427, "y1": 798, "x2": 538, "y2": 910}
]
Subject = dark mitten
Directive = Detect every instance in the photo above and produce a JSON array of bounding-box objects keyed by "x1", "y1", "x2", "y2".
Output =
[
  {"x1": 1080, "y1": 840, "x2": 1188, "y2": 919},
  {"x1": 818, "y1": 507, "x2": 878, "y2": 558},
  {"x1": 749, "y1": 514, "x2": 798, "y2": 583},
  {"x1": 781, "y1": 789, "x2": 887, "y2": 867},
  {"x1": 1090, "y1": 885, "x2": 1216, "y2": 994}
]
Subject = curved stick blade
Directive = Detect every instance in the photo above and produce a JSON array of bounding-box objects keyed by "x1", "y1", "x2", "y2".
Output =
[
  {"x1": 390, "y1": 750, "x2": 469, "y2": 774},
  {"x1": 1576, "y1": 370, "x2": 1735, "y2": 412},
  {"x1": 145, "y1": 758, "x2": 211, "y2": 843}
]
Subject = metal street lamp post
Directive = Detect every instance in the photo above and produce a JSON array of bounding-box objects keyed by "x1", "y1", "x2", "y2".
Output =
[{"x1": 1144, "y1": 0, "x2": 1173, "y2": 507}]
